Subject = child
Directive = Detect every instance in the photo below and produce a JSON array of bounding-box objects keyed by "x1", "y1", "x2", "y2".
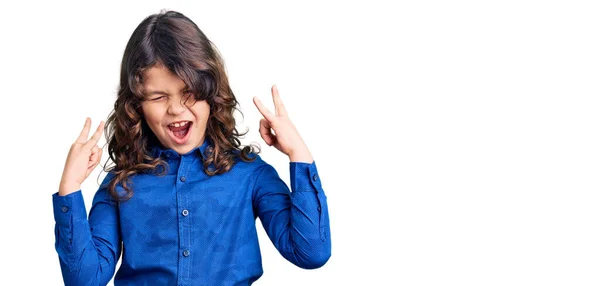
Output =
[{"x1": 53, "y1": 10, "x2": 330, "y2": 285}]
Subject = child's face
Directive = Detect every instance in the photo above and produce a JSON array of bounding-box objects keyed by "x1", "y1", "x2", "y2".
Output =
[{"x1": 140, "y1": 64, "x2": 210, "y2": 155}]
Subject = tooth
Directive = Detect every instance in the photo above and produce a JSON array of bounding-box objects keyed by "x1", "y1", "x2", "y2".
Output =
[{"x1": 171, "y1": 121, "x2": 189, "y2": 128}]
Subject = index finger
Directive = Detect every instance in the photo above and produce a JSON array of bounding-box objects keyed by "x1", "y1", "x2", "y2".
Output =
[
  {"x1": 271, "y1": 85, "x2": 287, "y2": 116},
  {"x1": 76, "y1": 117, "x2": 91, "y2": 143},
  {"x1": 84, "y1": 121, "x2": 105, "y2": 148},
  {"x1": 253, "y1": 96, "x2": 275, "y2": 121}
]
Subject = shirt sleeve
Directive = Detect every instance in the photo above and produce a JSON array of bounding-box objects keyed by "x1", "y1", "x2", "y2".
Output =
[
  {"x1": 252, "y1": 161, "x2": 331, "y2": 269},
  {"x1": 52, "y1": 173, "x2": 121, "y2": 285}
]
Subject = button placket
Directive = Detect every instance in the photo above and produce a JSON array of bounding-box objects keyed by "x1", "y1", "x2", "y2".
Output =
[{"x1": 176, "y1": 152, "x2": 194, "y2": 283}]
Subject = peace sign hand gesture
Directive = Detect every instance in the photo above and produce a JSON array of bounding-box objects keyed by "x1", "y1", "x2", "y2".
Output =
[
  {"x1": 58, "y1": 117, "x2": 105, "y2": 196},
  {"x1": 253, "y1": 85, "x2": 313, "y2": 163}
]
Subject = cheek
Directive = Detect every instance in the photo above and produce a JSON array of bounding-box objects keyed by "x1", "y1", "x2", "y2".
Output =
[
  {"x1": 141, "y1": 106, "x2": 163, "y2": 127},
  {"x1": 149, "y1": 120, "x2": 163, "y2": 130},
  {"x1": 201, "y1": 112, "x2": 210, "y2": 123},
  {"x1": 193, "y1": 102, "x2": 211, "y2": 125}
]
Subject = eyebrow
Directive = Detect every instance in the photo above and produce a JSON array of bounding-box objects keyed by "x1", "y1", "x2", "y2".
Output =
[{"x1": 145, "y1": 86, "x2": 189, "y2": 97}]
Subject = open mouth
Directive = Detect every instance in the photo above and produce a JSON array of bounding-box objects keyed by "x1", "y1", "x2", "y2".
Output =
[{"x1": 167, "y1": 121, "x2": 192, "y2": 144}]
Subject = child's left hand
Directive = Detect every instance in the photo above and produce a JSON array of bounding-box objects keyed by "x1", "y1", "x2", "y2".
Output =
[{"x1": 253, "y1": 85, "x2": 313, "y2": 163}]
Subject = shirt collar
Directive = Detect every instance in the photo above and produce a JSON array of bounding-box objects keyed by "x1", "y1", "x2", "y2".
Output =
[{"x1": 150, "y1": 137, "x2": 210, "y2": 160}]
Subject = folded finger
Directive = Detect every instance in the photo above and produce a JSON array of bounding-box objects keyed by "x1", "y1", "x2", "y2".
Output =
[
  {"x1": 259, "y1": 119, "x2": 274, "y2": 145},
  {"x1": 96, "y1": 149, "x2": 104, "y2": 167},
  {"x1": 259, "y1": 131, "x2": 275, "y2": 146},
  {"x1": 88, "y1": 147, "x2": 102, "y2": 168}
]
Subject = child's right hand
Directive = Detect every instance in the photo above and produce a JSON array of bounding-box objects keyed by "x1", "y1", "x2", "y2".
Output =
[{"x1": 58, "y1": 117, "x2": 105, "y2": 196}]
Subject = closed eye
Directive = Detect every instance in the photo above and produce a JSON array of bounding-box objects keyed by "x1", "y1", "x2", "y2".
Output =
[{"x1": 149, "y1": 96, "x2": 166, "y2": 101}]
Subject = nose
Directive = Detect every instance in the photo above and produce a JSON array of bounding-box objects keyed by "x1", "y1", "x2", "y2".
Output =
[{"x1": 167, "y1": 97, "x2": 187, "y2": 115}]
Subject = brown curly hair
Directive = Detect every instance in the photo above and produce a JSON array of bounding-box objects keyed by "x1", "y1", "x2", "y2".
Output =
[{"x1": 102, "y1": 10, "x2": 257, "y2": 202}]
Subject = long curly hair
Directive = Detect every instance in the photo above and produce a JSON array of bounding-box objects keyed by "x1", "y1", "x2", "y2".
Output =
[{"x1": 102, "y1": 10, "x2": 257, "y2": 202}]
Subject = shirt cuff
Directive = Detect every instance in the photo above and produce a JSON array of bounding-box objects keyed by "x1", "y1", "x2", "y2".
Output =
[
  {"x1": 52, "y1": 190, "x2": 88, "y2": 227},
  {"x1": 290, "y1": 161, "x2": 323, "y2": 193}
]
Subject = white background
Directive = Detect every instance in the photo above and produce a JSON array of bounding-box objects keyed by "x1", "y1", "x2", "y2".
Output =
[{"x1": 1, "y1": 1, "x2": 599, "y2": 285}]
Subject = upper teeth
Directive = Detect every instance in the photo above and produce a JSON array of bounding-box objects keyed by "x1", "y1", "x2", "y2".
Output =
[{"x1": 169, "y1": 121, "x2": 189, "y2": 127}]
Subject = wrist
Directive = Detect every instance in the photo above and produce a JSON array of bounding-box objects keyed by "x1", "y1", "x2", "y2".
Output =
[
  {"x1": 288, "y1": 149, "x2": 313, "y2": 163},
  {"x1": 59, "y1": 181, "x2": 80, "y2": 196}
]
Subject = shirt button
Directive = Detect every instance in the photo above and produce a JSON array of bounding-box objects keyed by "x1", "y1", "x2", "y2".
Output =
[
  {"x1": 61, "y1": 206, "x2": 69, "y2": 213},
  {"x1": 312, "y1": 174, "x2": 318, "y2": 181},
  {"x1": 317, "y1": 206, "x2": 321, "y2": 211},
  {"x1": 180, "y1": 176, "x2": 186, "y2": 182},
  {"x1": 183, "y1": 250, "x2": 190, "y2": 257},
  {"x1": 182, "y1": 209, "x2": 189, "y2": 216}
]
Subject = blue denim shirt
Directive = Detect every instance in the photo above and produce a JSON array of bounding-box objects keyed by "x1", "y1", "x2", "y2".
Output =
[{"x1": 52, "y1": 139, "x2": 331, "y2": 285}]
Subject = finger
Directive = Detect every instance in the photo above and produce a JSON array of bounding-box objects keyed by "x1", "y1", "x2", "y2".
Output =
[
  {"x1": 95, "y1": 149, "x2": 104, "y2": 167},
  {"x1": 253, "y1": 96, "x2": 275, "y2": 121},
  {"x1": 88, "y1": 148, "x2": 103, "y2": 170},
  {"x1": 84, "y1": 121, "x2": 105, "y2": 149},
  {"x1": 260, "y1": 131, "x2": 275, "y2": 146},
  {"x1": 85, "y1": 148, "x2": 102, "y2": 177},
  {"x1": 76, "y1": 117, "x2": 91, "y2": 143},
  {"x1": 88, "y1": 145, "x2": 99, "y2": 161},
  {"x1": 259, "y1": 119, "x2": 274, "y2": 145},
  {"x1": 88, "y1": 146, "x2": 101, "y2": 167},
  {"x1": 271, "y1": 85, "x2": 287, "y2": 116},
  {"x1": 259, "y1": 118, "x2": 275, "y2": 145}
]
